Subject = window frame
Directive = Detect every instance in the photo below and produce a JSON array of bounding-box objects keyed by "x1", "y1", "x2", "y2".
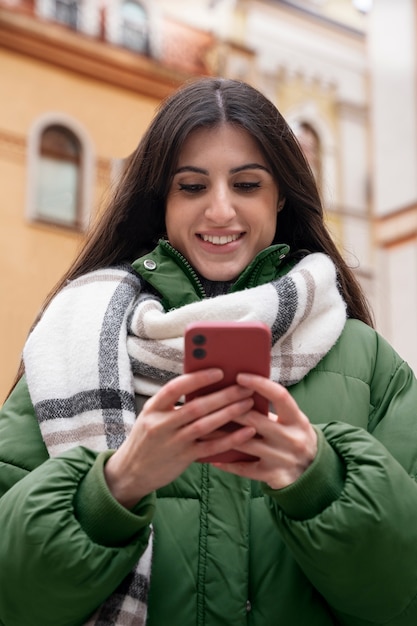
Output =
[
  {"x1": 287, "y1": 106, "x2": 336, "y2": 210},
  {"x1": 120, "y1": 0, "x2": 149, "y2": 54},
  {"x1": 54, "y1": 0, "x2": 79, "y2": 29},
  {"x1": 292, "y1": 120, "x2": 323, "y2": 190},
  {"x1": 26, "y1": 113, "x2": 94, "y2": 231}
]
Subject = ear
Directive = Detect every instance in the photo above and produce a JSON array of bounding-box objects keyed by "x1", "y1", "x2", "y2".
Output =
[{"x1": 277, "y1": 198, "x2": 286, "y2": 212}]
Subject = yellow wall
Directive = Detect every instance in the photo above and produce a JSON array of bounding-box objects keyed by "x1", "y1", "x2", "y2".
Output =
[
  {"x1": 0, "y1": 3, "x2": 366, "y2": 401},
  {"x1": 2, "y1": 49, "x2": 160, "y2": 156},
  {"x1": 0, "y1": 48, "x2": 164, "y2": 400},
  {"x1": 278, "y1": 74, "x2": 344, "y2": 240},
  {"x1": 279, "y1": 74, "x2": 338, "y2": 133}
]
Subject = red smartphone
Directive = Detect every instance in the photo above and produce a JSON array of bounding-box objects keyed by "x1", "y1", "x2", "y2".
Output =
[{"x1": 184, "y1": 321, "x2": 271, "y2": 463}]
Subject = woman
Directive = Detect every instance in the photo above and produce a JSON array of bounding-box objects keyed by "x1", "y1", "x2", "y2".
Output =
[{"x1": 1, "y1": 77, "x2": 417, "y2": 626}]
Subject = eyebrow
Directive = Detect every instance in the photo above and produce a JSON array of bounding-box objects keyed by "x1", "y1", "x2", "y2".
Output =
[{"x1": 174, "y1": 163, "x2": 271, "y2": 175}]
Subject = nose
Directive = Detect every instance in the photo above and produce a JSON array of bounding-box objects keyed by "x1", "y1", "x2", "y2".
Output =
[{"x1": 204, "y1": 186, "x2": 236, "y2": 223}]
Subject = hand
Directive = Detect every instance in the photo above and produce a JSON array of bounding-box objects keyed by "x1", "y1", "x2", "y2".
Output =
[
  {"x1": 104, "y1": 368, "x2": 256, "y2": 508},
  {"x1": 210, "y1": 373, "x2": 317, "y2": 490}
]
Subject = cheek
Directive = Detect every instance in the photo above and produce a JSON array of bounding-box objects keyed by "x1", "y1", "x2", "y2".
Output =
[
  {"x1": 260, "y1": 206, "x2": 278, "y2": 241},
  {"x1": 165, "y1": 220, "x2": 179, "y2": 246},
  {"x1": 165, "y1": 209, "x2": 189, "y2": 253},
  {"x1": 164, "y1": 201, "x2": 177, "y2": 239}
]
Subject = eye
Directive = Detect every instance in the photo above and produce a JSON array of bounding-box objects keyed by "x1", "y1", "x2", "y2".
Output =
[
  {"x1": 179, "y1": 183, "x2": 206, "y2": 193},
  {"x1": 234, "y1": 181, "x2": 261, "y2": 191}
]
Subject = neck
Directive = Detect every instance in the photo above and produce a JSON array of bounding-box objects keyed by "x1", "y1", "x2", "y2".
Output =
[{"x1": 196, "y1": 273, "x2": 235, "y2": 298}]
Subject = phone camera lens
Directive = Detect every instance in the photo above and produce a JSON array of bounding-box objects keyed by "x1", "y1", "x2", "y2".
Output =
[
  {"x1": 192, "y1": 334, "x2": 206, "y2": 345},
  {"x1": 193, "y1": 348, "x2": 206, "y2": 359}
]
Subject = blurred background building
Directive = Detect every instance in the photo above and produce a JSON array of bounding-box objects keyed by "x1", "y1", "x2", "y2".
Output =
[{"x1": 1, "y1": 0, "x2": 416, "y2": 401}]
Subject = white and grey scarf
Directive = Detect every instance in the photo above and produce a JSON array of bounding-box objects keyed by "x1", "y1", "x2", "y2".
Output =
[{"x1": 23, "y1": 252, "x2": 346, "y2": 625}]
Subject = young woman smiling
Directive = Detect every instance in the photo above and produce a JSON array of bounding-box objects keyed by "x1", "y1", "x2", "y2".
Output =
[
  {"x1": 1, "y1": 77, "x2": 417, "y2": 626},
  {"x1": 165, "y1": 124, "x2": 282, "y2": 282}
]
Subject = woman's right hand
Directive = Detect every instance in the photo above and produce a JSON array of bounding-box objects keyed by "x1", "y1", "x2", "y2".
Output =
[{"x1": 104, "y1": 368, "x2": 256, "y2": 508}]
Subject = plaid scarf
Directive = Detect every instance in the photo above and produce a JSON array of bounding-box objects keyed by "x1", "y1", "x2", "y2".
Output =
[{"x1": 23, "y1": 252, "x2": 346, "y2": 625}]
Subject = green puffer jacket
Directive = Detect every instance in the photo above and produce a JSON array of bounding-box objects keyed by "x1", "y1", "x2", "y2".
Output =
[{"x1": 1, "y1": 242, "x2": 417, "y2": 626}]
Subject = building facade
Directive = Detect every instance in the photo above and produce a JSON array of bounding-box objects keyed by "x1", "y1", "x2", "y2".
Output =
[
  {"x1": 1, "y1": 0, "x2": 416, "y2": 400},
  {"x1": 368, "y1": 0, "x2": 417, "y2": 372},
  {"x1": 0, "y1": 0, "x2": 192, "y2": 398}
]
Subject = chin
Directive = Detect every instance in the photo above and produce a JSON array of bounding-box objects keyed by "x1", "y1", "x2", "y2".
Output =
[
  {"x1": 200, "y1": 271, "x2": 240, "y2": 282},
  {"x1": 195, "y1": 261, "x2": 245, "y2": 282}
]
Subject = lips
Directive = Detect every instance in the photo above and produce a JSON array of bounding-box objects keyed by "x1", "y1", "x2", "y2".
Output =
[{"x1": 199, "y1": 233, "x2": 242, "y2": 245}]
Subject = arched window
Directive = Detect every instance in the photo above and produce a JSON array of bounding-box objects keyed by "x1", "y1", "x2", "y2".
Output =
[
  {"x1": 121, "y1": 0, "x2": 149, "y2": 53},
  {"x1": 27, "y1": 116, "x2": 94, "y2": 231},
  {"x1": 35, "y1": 125, "x2": 81, "y2": 227},
  {"x1": 54, "y1": 0, "x2": 78, "y2": 29},
  {"x1": 293, "y1": 121, "x2": 322, "y2": 188}
]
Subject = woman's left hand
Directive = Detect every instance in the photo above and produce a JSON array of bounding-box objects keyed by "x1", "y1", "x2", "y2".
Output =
[{"x1": 211, "y1": 373, "x2": 317, "y2": 490}]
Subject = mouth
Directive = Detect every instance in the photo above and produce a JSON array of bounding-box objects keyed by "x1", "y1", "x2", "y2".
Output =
[{"x1": 199, "y1": 233, "x2": 243, "y2": 246}]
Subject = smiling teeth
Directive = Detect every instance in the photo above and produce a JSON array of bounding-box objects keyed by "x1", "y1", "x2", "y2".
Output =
[{"x1": 202, "y1": 234, "x2": 240, "y2": 245}]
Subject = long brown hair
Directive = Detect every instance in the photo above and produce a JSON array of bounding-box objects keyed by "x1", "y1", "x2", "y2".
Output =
[{"x1": 10, "y1": 77, "x2": 373, "y2": 394}]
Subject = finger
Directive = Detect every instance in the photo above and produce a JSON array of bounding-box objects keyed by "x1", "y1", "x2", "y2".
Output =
[
  {"x1": 210, "y1": 460, "x2": 259, "y2": 477},
  {"x1": 179, "y1": 385, "x2": 254, "y2": 426},
  {"x1": 236, "y1": 373, "x2": 302, "y2": 426},
  {"x1": 194, "y1": 424, "x2": 257, "y2": 462},
  {"x1": 149, "y1": 383, "x2": 254, "y2": 430},
  {"x1": 231, "y1": 408, "x2": 312, "y2": 458},
  {"x1": 185, "y1": 397, "x2": 254, "y2": 441},
  {"x1": 230, "y1": 403, "x2": 317, "y2": 463},
  {"x1": 145, "y1": 368, "x2": 224, "y2": 411},
  {"x1": 140, "y1": 385, "x2": 254, "y2": 452},
  {"x1": 230, "y1": 408, "x2": 286, "y2": 437}
]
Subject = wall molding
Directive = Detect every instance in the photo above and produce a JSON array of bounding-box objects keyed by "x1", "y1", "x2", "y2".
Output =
[
  {"x1": 0, "y1": 8, "x2": 188, "y2": 99},
  {"x1": 375, "y1": 202, "x2": 417, "y2": 247},
  {"x1": 0, "y1": 128, "x2": 27, "y2": 162}
]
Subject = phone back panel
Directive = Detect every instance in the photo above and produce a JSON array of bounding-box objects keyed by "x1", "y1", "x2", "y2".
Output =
[{"x1": 184, "y1": 321, "x2": 271, "y2": 415}]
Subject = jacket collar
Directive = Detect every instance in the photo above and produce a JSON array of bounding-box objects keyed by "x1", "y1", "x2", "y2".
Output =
[{"x1": 132, "y1": 239, "x2": 292, "y2": 311}]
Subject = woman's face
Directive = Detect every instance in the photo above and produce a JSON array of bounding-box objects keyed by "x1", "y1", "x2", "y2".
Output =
[{"x1": 165, "y1": 124, "x2": 280, "y2": 282}]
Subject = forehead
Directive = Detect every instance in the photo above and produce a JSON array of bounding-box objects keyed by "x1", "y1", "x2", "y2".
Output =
[{"x1": 177, "y1": 124, "x2": 266, "y2": 165}]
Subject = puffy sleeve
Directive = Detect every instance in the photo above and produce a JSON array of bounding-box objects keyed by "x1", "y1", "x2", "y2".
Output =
[
  {"x1": 263, "y1": 321, "x2": 417, "y2": 625},
  {"x1": 0, "y1": 378, "x2": 155, "y2": 626}
]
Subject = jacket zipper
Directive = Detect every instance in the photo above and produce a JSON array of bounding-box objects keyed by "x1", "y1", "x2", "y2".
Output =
[
  {"x1": 232, "y1": 246, "x2": 289, "y2": 291},
  {"x1": 160, "y1": 240, "x2": 206, "y2": 299}
]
